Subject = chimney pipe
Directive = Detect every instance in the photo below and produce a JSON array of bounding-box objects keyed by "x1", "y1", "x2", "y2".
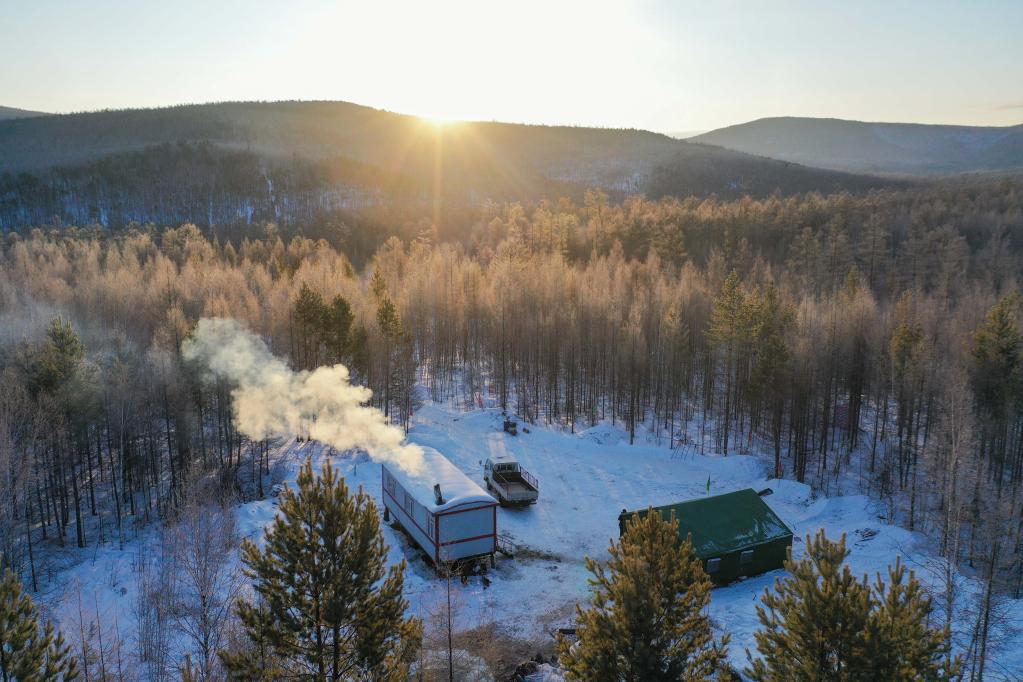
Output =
[{"x1": 433, "y1": 484, "x2": 444, "y2": 506}]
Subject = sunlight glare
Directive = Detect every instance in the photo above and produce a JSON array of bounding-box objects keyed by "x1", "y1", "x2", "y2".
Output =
[{"x1": 419, "y1": 113, "x2": 457, "y2": 128}]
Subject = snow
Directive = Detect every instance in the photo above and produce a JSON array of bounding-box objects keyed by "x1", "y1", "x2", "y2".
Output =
[
  {"x1": 485, "y1": 450, "x2": 518, "y2": 465},
  {"x1": 41, "y1": 401, "x2": 1023, "y2": 679},
  {"x1": 386, "y1": 445, "x2": 497, "y2": 513}
]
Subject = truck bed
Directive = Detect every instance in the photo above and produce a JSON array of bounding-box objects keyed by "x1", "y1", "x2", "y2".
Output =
[
  {"x1": 500, "y1": 479, "x2": 534, "y2": 495},
  {"x1": 493, "y1": 471, "x2": 538, "y2": 491},
  {"x1": 492, "y1": 471, "x2": 539, "y2": 504}
]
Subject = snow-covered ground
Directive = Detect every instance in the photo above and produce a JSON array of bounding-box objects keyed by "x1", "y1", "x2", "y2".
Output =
[{"x1": 46, "y1": 401, "x2": 1023, "y2": 679}]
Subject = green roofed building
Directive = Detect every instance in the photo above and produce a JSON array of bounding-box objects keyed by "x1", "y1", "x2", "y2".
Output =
[{"x1": 618, "y1": 488, "x2": 793, "y2": 584}]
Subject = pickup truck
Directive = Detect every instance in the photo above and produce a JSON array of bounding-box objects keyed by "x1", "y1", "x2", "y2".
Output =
[{"x1": 483, "y1": 453, "x2": 539, "y2": 506}]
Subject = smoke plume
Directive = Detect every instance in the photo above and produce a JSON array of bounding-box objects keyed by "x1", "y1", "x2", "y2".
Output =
[{"x1": 182, "y1": 318, "x2": 424, "y2": 475}]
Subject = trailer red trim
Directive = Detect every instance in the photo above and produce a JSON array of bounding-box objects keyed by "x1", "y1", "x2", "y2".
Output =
[{"x1": 440, "y1": 532, "x2": 498, "y2": 547}]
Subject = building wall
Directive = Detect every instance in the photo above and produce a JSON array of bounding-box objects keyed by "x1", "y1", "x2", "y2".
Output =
[
  {"x1": 437, "y1": 505, "x2": 496, "y2": 562},
  {"x1": 702, "y1": 536, "x2": 792, "y2": 585}
]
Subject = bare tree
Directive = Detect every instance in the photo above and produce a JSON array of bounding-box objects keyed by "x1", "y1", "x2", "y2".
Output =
[
  {"x1": 168, "y1": 496, "x2": 240, "y2": 681},
  {"x1": 133, "y1": 540, "x2": 176, "y2": 681}
]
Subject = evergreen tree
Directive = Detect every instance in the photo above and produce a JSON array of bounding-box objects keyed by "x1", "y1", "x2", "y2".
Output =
[
  {"x1": 749, "y1": 282, "x2": 793, "y2": 476},
  {"x1": 865, "y1": 558, "x2": 962, "y2": 680},
  {"x1": 748, "y1": 531, "x2": 961, "y2": 682},
  {"x1": 970, "y1": 295, "x2": 1021, "y2": 429},
  {"x1": 748, "y1": 531, "x2": 873, "y2": 681},
  {"x1": 970, "y1": 295, "x2": 1023, "y2": 484},
  {"x1": 0, "y1": 569, "x2": 78, "y2": 681},
  {"x1": 651, "y1": 219, "x2": 687, "y2": 267},
  {"x1": 707, "y1": 270, "x2": 752, "y2": 454},
  {"x1": 220, "y1": 461, "x2": 421, "y2": 681},
  {"x1": 376, "y1": 297, "x2": 404, "y2": 341},
  {"x1": 558, "y1": 510, "x2": 729, "y2": 681},
  {"x1": 19, "y1": 317, "x2": 86, "y2": 399},
  {"x1": 324, "y1": 295, "x2": 355, "y2": 364},
  {"x1": 293, "y1": 283, "x2": 329, "y2": 369},
  {"x1": 375, "y1": 296, "x2": 415, "y2": 423}
]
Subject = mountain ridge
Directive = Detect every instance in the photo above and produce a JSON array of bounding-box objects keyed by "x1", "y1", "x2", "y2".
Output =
[
  {"x1": 0, "y1": 100, "x2": 896, "y2": 215},
  {"x1": 0, "y1": 105, "x2": 48, "y2": 120},
  {"x1": 692, "y1": 116, "x2": 1023, "y2": 175}
]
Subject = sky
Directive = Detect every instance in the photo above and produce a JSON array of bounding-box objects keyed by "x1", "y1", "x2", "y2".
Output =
[{"x1": 2, "y1": 0, "x2": 1022, "y2": 132}]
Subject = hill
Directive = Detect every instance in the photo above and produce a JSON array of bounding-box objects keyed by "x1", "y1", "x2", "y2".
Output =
[
  {"x1": 0, "y1": 102, "x2": 895, "y2": 231},
  {"x1": 0, "y1": 105, "x2": 47, "y2": 120},
  {"x1": 692, "y1": 117, "x2": 1023, "y2": 175}
]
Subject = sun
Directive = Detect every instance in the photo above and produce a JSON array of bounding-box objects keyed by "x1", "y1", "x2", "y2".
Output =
[{"x1": 418, "y1": 113, "x2": 457, "y2": 128}]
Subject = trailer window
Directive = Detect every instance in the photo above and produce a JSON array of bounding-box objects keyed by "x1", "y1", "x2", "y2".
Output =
[
  {"x1": 740, "y1": 550, "x2": 754, "y2": 565},
  {"x1": 706, "y1": 557, "x2": 721, "y2": 574}
]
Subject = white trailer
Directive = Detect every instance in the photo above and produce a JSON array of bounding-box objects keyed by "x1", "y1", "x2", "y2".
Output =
[{"x1": 381, "y1": 447, "x2": 498, "y2": 566}]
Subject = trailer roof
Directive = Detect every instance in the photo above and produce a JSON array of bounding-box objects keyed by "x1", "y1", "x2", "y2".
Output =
[
  {"x1": 619, "y1": 488, "x2": 792, "y2": 558},
  {"x1": 384, "y1": 446, "x2": 496, "y2": 513}
]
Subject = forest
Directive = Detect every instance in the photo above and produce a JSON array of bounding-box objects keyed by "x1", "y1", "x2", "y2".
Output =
[
  {"x1": 0, "y1": 101, "x2": 900, "y2": 239},
  {"x1": 1, "y1": 176, "x2": 1022, "y2": 678}
]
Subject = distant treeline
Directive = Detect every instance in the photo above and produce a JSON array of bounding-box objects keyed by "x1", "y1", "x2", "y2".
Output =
[{"x1": 0, "y1": 139, "x2": 898, "y2": 240}]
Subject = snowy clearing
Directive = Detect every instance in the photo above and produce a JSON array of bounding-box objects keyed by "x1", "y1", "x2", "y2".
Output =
[{"x1": 46, "y1": 401, "x2": 1023, "y2": 679}]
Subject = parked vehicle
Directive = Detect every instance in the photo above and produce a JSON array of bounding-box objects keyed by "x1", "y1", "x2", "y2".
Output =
[{"x1": 484, "y1": 453, "x2": 539, "y2": 506}]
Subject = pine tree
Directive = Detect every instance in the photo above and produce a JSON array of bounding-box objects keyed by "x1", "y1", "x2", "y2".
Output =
[
  {"x1": 220, "y1": 461, "x2": 422, "y2": 681},
  {"x1": 0, "y1": 569, "x2": 78, "y2": 681},
  {"x1": 19, "y1": 317, "x2": 86, "y2": 399},
  {"x1": 376, "y1": 297, "x2": 404, "y2": 341},
  {"x1": 748, "y1": 531, "x2": 873, "y2": 681},
  {"x1": 293, "y1": 283, "x2": 329, "y2": 369},
  {"x1": 970, "y1": 295, "x2": 1021, "y2": 430},
  {"x1": 651, "y1": 219, "x2": 687, "y2": 267},
  {"x1": 324, "y1": 295, "x2": 355, "y2": 364},
  {"x1": 707, "y1": 270, "x2": 752, "y2": 454},
  {"x1": 865, "y1": 558, "x2": 962, "y2": 680},
  {"x1": 748, "y1": 531, "x2": 961, "y2": 681},
  {"x1": 749, "y1": 282, "x2": 793, "y2": 476},
  {"x1": 558, "y1": 510, "x2": 729, "y2": 681}
]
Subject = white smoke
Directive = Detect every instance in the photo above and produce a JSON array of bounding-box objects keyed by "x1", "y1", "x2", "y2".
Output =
[{"x1": 182, "y1": 317, "x2": 424, "y2": 475}]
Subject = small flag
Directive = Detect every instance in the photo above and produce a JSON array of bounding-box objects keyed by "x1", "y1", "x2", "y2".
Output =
[{"x1": 705, "y1": 475, "x2": 711, "y2": 494}]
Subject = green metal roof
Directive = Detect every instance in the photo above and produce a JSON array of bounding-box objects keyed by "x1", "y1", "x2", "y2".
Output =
[{"x1": 618, "y1": 488, "x2": 793, "y2": 559}]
